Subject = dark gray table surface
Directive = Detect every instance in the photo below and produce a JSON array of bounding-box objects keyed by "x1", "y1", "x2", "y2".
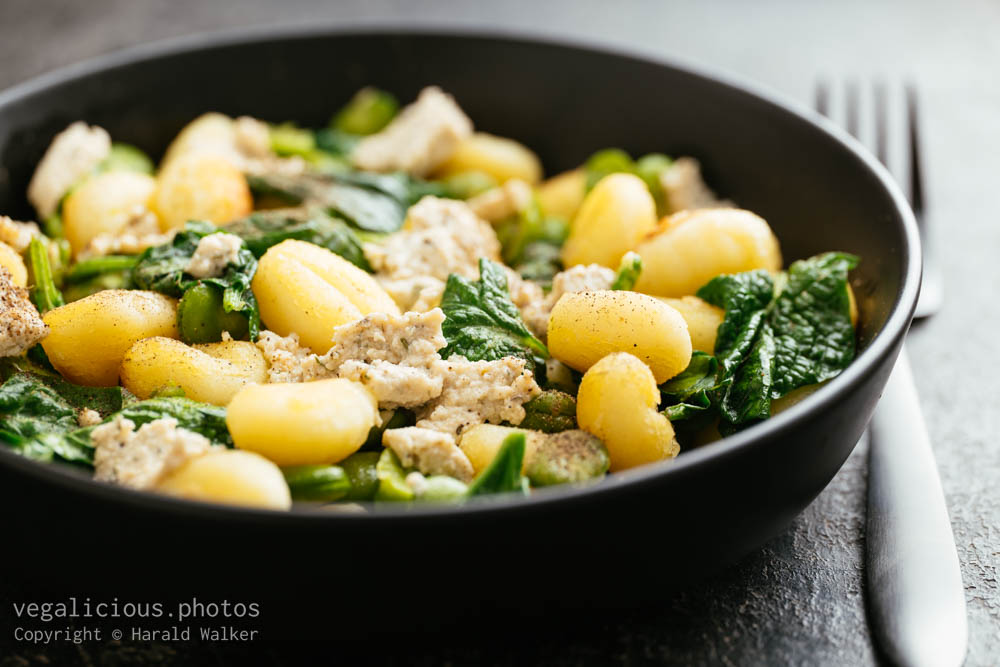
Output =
[{"x1": 0, "y1": 0, "x2": 997, "y2": 665}]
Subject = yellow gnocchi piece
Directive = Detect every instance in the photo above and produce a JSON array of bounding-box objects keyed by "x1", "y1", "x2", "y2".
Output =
[
  {"x1": 434, "y1": 132, "x2": 543, "y2": 184},
  {"x1": 576, "y1": 352, "x2": 679, "y2": 471},
  {"x1": 658, "y1": 296, "x2": 725, "y2": 354},
  {"x1": 548, "y1": 290, "x2": 692, "y2": 384},
  {"x1": 0, "y1": 242, "x2": 27, "y2": 287},
  {"x1": 41, "y1": 290, "x2": 178, "y2": 386},
  {"x1": 561, "y1": 173, "x2": 657, "y2": 269},
  {"x1": 156, "y1": 449, "x2": 291, "y2": 510},
  {"x1": 253, "y1": 239, "x2": 400, "y2": 353},
  {"x1": 537, "y1": 169, "x2": 586, "y2": 221},
  {"x1": 62, "y1": 171, "x2": 157, "y2": 256},
  {"x1": 152, "y1": 153, "x2": 252, "y2": 231},
  {"x1": 159, "y1": 112, "x2": 238, "y2": 173},
  {"x1": 120, "y1": 337, "x2": 267, "y2": 406},
  {"x1": 227, "y1": 378, "x2": 379, "y2": 466},
  {"x1": 634, "y1": 208, "x2": 782, "y2": 297}
]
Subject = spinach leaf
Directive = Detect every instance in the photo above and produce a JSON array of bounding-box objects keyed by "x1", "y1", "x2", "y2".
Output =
[
  {"x1": 246, "y1": 169, "x2": 442, "y2": 234},
  {"x1": 659, "y1": 352, "x2": 721, "y2": 425},
  {"x1": 719, "y1": 322, "x2": 776, "y2": 427},
  {"x1": 693, "y1": 252, "x2": 859, "y2": 431},
  {"x1": 440, "y1": 258, "x2": 549, "y2": 365},
  {"x1": 0, "y1": 367, "x2": 125, "y2": 464},
  {"x1": 132, "y1": 223, "x2": 260, "y2": 340},
  {"x1": 769, "y1": 252, "x2": 859, "y2": 397},
  {"x1": 223, "y1": 209, "x2": 372, "y2": 271},
  {"x1": 611, "y1": 251, "x2": 643, "y2": 291},
  {"x1": 696, "y1": 270, "x2": 774, "y2": 374},
  {"x1": 466, "y1": 433, "x2": 529, "y2": 497},
  {"x1": 111, "y1": 397, "x2": 232, "y2": 448}
]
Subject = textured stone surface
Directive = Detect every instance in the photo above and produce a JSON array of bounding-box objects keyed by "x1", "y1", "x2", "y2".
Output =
[{"x1": 0, "y1": 0, "x2": 997, "y2": 664}]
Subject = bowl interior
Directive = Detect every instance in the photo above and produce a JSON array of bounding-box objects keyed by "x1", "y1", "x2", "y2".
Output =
[{"x1": 0, "y1": 29, "x2": 916, "y2": 518}]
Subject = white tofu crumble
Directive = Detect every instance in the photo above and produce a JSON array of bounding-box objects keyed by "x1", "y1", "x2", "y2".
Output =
[
  {"x1": 352, "y1": 86, "x2": 473, "y2": 176},
  {"x1": 76, "y1": 408, "x2": 103, "y2": 427},
  {"x1": 383, "y1": 426, "x2": 475, "y2": 482},
  {"x1": 365, "y1": 196, "x2": 500, "y2": 312},
  {"x1": 91, "y1": 416, "x2": 215, "y2": 490},
  {"x1": 660, "y1": 157, "x2": 731, "y2": 213},
  {"x1": 27, "y1": 122, "x2": 111, "y2": 219},
  {"x1": 0, "y1": 267, "x2": 49, "y2": 357},
  {"x1": 467, "y1": 178, "x2": 534, "y2": 222},
  {"x1": 255, "y1": 330, "x2": 328, "y2": 384},
  {"x1": 185, "y1": 232, "x2": 244, "y2": 279},
  {"x1": 416, "y1": 356, "x2": 541, "y2": 437}
]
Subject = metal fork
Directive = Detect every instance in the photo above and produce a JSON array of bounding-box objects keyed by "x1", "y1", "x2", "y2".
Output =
[{"x1": 815, "y1": 81, "x2": 966, "y2": 667}]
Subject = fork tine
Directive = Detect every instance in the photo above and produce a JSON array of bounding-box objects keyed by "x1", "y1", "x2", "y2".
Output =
[
  {"x1": 814, "y1": 81, "x2": 830, "y2": 117},
  {"x1": 873, "y1": 81, "x2": 889, "y2": 167},
  {"x1": 845, "y1": 80, "x2": 860, "y2": 138},
  {"x1": 905, "y1": 83, "x2": 925, "y2": 217}
]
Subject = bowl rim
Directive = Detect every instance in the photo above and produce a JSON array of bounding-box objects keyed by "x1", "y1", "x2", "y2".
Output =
[{"x1": 0, "y1": 22, "x2": 921, "y2": 524}]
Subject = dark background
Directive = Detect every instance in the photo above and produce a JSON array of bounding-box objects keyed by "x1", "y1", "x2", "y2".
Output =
[{"x1": 0, "y1": 0, "x2": 997, "y2": 665}]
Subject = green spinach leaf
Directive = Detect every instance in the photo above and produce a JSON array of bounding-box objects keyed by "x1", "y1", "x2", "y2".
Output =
[
  {"x1": 27, "y1": 238, "x2": 65, "y2": 313},
  {"x1": 246, "y1": 169, "x2": 442, "y2": 234},
  {"x1": 769, "y1": 252, "x2": 859, "y2": 397},
  {"x1": 696, "y1": 270, "x2": 774, "y2": 375},
  {"x1": 132, "y1": 223, "x2": 260, "y2": 340},
  {"x1": 440, "y1": 258, "x2": 549, "y2": 365},
  {"x1": 223, "y1": 209, "x2": 371, "y2": 271}
]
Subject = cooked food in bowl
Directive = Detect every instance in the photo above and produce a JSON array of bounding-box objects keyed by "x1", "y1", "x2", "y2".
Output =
[{"x1": 0, "y1": 85, "x2": 859, "y2": 510}]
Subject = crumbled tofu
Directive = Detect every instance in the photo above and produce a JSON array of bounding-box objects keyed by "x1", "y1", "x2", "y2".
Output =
[
  {"x1": 322, "y1": 308, "x2": 446, "y2": 369},
  {"x1": 467, "y1": 178, "x2": 534, "y2": 222},
  {"x1": 78, "y1": 207, "x2": 174, "y2": 259},
  {"x1": 352, "y1": 86, "x2": 473, "y2": 176},
  {"x1": 255, "y1": 330, "x2": 329, "y2": 383},
  {"x1": 184, "y1": 232, "x2": 244, "y2": 278},
  {"x1": 92, "y1": 416, "x2": 214, "y2": 490},
  {"x1": 0, "y1": 216, "x2": 41, "y2": 253},
  {"x1": 517, "y1": 264, "x2": 615, "y2": 338},
  {"x1": 318, "y1": 309, "x2": 447, "y2": 408},
  {"x1": 233, "y1": 116, "x2": 273, "y2": 158},
  {"x1": 77, "y1": 408, "x2": 103, "y2": 427},
  {"x1": 383, "y1": 426, "x2": 475, "y2": 482},
  {"x1": 337, "y1": 360, "x2": 444, "y2": 410},
  {"x1": 27, "y1": 122, "x2": 111, "y2": 218},
  {"x1": 660, "y1": 157, "x2": 731, "y2": 213},
  {"x1": 0, "y1": 267, "x2": 49, "y2": 357},
  {"x1": 365, "y1": 196, "x2": 500, "y2": 312},
  {"x1": 417, "y1": 356, "x2": 541, "y2": 437}
]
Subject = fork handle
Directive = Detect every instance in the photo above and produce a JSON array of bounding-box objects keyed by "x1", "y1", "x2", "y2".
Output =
[{"x1": 867, "y1": 349, "x2": 967, "y2": 667}]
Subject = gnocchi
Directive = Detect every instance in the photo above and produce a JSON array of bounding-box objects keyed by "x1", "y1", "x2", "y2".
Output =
[
  {"x1": 41, "y1": 290, "x2": 178, "y2": 386},
  {"x1": 634, "y1": 208, "x2": 782, "y2": 297},
  {"x1": 561, "y1": 173, "x2": 658, "y2": 269},
  {"x1": 120, "y1": 337, "x2": 267, "y2": 406},
  {"x1": 548, "y1": 290, "x2": 693, "y2": 383}
]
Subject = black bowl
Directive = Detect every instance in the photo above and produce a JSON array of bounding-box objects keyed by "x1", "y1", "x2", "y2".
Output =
[{"x1": 0, "y1": 26, "x2": 918, "y2": 633}]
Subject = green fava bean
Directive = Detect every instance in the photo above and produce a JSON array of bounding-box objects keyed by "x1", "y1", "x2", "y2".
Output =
[
  {"x1": 282, "y1": 465, "x2": 351, "y2": 502},
  {"x1": 340, "y1": 451, "x2": 380, "y2": 501},
  {"x1": 374, "y1": 449, "x2": 414, "y2": 501},
  {"x1": 177, "y1": 283, "x2": 250, "y2": 343}
]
